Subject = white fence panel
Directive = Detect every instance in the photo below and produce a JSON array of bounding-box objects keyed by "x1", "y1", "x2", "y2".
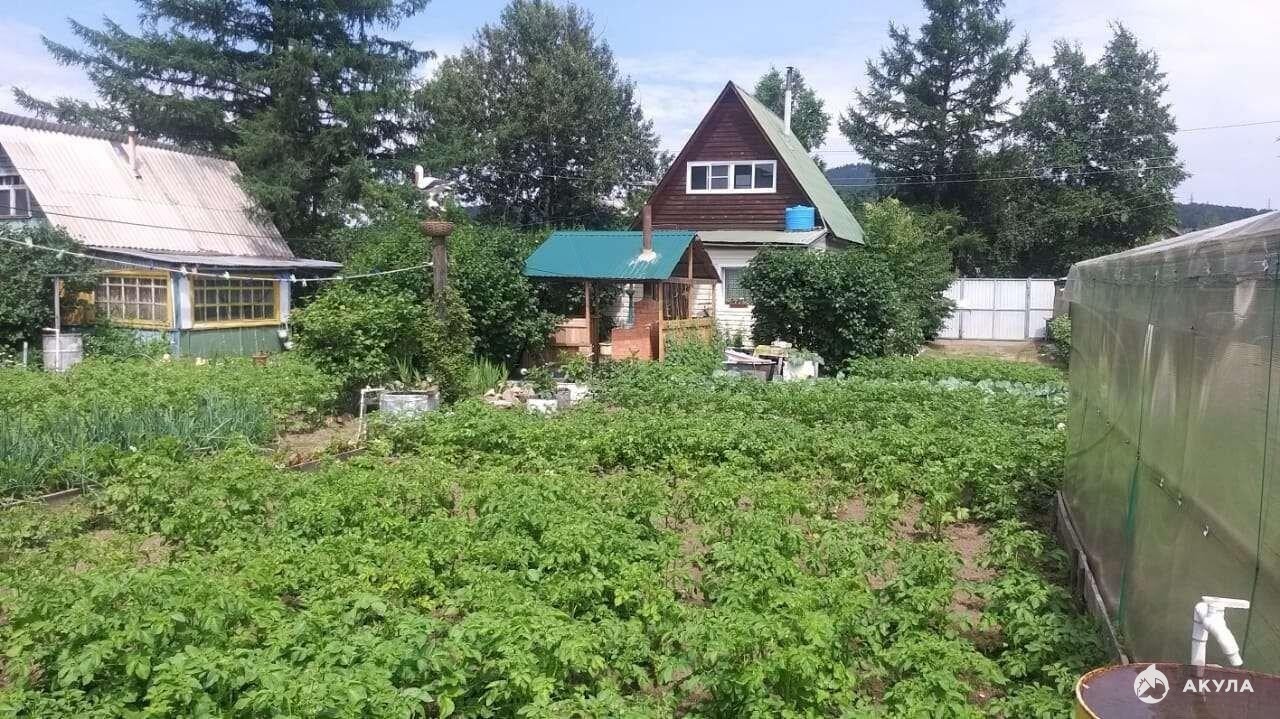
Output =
[{"x1": 937, "y1": 278, "x2": 1058, "y2": 340}]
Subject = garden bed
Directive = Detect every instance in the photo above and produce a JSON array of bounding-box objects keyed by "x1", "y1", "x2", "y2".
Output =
[{"x1": 0, "y1": 357, "x2": 1105, "y2": 717}]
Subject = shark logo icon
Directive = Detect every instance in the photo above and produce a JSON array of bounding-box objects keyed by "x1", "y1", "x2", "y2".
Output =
[{"x1": 1133, "y1": 664, "x2": 1169, "y2": 704}]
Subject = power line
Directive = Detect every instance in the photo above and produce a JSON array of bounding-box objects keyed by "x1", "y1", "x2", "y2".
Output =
[
  {"x1": 829, "y1": 163, "x2": 1184, "y2": 188},
  {"x1": 0, "y1": 234, "x2": 430, "y2": 285}
]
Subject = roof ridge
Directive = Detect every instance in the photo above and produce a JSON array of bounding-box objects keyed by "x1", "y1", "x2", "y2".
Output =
[{"x1": 0, "y1": 112, "x2": 230, "y2": 160}]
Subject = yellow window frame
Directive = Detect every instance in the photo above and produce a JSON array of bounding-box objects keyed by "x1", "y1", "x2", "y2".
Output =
[
  {"x1": 188, "y1": 274, "x2": 282, "y2": 328},
  {"x1": 92, "y1": 270, "x2": 173, "y2": 329}
]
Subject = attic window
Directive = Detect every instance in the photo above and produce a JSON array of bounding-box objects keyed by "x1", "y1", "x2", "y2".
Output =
[
  {"x1": 687, "y1": 160, "x2": 776, "y2": 194},
  {"x1": 0, "y1": 175, "x2": 30, "y2": 218}
]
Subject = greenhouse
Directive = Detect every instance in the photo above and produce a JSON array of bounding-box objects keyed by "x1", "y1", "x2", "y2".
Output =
[{"x1": 1065, "y1": 210, "x2": 1280, "y2": 669}]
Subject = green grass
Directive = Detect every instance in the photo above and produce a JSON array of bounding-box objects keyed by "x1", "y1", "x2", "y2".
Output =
[{"x1": 0, "y1": 356, "x2": 1103, "y2": 717}]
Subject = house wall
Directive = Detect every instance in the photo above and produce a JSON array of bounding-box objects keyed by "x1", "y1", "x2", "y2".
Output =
[
  {"x1": 704, "y1": 246, "x2": 760, "y2": 344},
  {"x1": 646, "y1": 92, "x2": 811, "y2": 232}
]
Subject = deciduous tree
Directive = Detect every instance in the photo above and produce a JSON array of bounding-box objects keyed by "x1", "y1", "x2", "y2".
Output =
[{"x1": 753, "y1": 67, "x2": 831, "y2": 153}]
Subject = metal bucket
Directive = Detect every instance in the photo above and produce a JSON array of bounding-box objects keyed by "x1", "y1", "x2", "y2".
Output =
[
  {"x1": 42, "y1": 332, "x2": 83, "y2": 373},
  {"x1": 379, "y1": 389, "x2": 441, "y2": 418}
]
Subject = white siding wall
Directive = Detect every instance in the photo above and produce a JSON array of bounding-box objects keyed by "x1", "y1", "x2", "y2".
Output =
[{"x1": 705, "y1": 246, "x2": 760, "y2": 344}]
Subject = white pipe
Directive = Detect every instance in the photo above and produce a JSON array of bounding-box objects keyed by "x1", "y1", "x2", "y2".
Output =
[
  {"x1": 783, "y1": 66, "x2": 794, "y2": 135},
  {"x1": 1191, "y1": 596, "x2": 1250, "y2": 667},
  {"x1": 357, "y1": 386, "x2": 386, "y2": 442}
]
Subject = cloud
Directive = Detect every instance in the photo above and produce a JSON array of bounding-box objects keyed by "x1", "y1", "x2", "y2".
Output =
[{"x1": 0, "y1": 20, "x2": 98, "y2": 113}]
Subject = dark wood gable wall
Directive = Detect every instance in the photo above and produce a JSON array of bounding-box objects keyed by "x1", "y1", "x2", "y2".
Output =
[{"x1": 646, "y1": 88, "x2": 812, "y2": 232}]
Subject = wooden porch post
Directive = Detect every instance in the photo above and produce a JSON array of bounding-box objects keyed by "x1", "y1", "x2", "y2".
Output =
[{"x1": 584, "y1": 281, "x2": 594, "y2": 361}]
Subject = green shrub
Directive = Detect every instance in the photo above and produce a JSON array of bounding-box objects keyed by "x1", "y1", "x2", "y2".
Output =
[
  {"x1": 0, "y1": 224, "x2": 94, "y2": 349},
  {"x1": 81, "y1": 321, "x2": 169, "y2": 359},
  {"x1": 464, "y1": 357, "x2": 508, "y2": 396},
  {"x1": 743, "y1": 199, "x2": 954, "y2": 365},
  {"x1": 741, "y1": 246, "x2": 906, "y2": 364},
  {"x1": 844, "y1": 356, "x2": 1065, "y2": 386},
  {"x1": 1047, "y1": 314, "x2": 1071, "y2": 363}
]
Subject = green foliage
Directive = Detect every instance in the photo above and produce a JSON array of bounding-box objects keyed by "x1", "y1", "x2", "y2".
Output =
[
  {"x1": 993, "y1": 25, "x2": 1185, "y2": 275},
  {"x1": 415, "y1": 0, "x2": 660, "y2": 226},
  {"x1": 291, "y1": 283, "x2": 427, "y2": 392},
  {"x1": 0, "y1": 358, "x2": 1102, "y2": 717},
  {"x1": 20, "y1": 1, "x2": 432, "y2": 247},
  {"x1": 292, "y1": 281, "x2": 474, "y2": 401},
  {"x1": 844, "y1": 355, "x2": 1065, "y2": 387},
  {"x1": 81, "y1": 322, "x2": 169, "y2": 359},
  {"x1": 464, "y1": 357, "x2": 509, "y2": 397},
  {"x1": 743, "y1": 200, "x2": 954, "y2": 363},
  {"x1": 1047, "y1": 315, "x2": 1072, "y2": 363},
  {"x1": 662, "y1": 334, "x2": 726, "y2": 376},
  {"x1": 339, "y1": 214, "x2": 565, "y2": 367},
  {"x1": 1176, "y1": 201, "x2": 1267, "y2": 231},
  {"x1": 840, "y1": 0, "x2": 1028, "y2": 208},
  {"x1": 0, "y1": 356, "x2": 337, "y2": 497},
  {"x1": 0, "y1": 224, "x2": 93, "y2": 349},
  {"x1": 753, "y1": 67, "x2": 831, "y2": 153}
]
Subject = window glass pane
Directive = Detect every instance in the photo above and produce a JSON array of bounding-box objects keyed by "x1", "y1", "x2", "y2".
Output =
[
  {"x1": 723, "y1": 267, "x2": 752, "y2": 304},
  {"x1": 14, "y1": 189, "x2": 28, "y2": 216},
  {"x1": 689, "y1": 165, "x2": 708, "y2": 190},
  {"x1": 0, "y1": 190, "x2": 9, "y2": 216},
  {"x1": 733, "y1": 164, "x2": 753, "y2": 189},
  {"x1": 710, "y1": 164, "x2": 729, "y2": 179},
  {"x1": 754, "y1": 163, "x2": 775, "y2": 189}
]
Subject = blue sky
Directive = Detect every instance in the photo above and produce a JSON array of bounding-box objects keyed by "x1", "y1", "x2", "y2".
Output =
[{"x1": 7, "y1": 0, "x2": 1279, "y2": 208}]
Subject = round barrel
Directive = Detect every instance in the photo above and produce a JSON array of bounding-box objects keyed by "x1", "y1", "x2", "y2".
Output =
[
  {"x1": 41, "y1": 332, "x2": 83, "y2": 373},
  {"x1": 1076, "y1": 663, "x2": 1280, "y2": 718},
  {"x1": 784, "y1": 205, "x2": 815, "y2": 231}
]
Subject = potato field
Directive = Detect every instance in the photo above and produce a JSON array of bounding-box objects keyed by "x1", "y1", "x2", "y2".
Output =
[{"x1": 0, "y1": 357, "x2": 1105, "y2": 717}]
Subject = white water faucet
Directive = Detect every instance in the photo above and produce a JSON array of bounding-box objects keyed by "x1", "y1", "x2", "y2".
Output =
[{"x1": 1191, "y1": 596, "x2": 1250, "y2": 667}]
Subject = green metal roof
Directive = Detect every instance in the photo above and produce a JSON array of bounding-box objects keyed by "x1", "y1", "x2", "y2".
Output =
[
  {"x1": 731, "y1": 84, "x2": 865, "y2": 245},
  {"x1": 524, "y1": 230, "x2": 698, "y2": 281}
]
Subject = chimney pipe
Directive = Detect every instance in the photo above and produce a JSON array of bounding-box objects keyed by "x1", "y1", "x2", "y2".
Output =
[
  {"x1": 639, "y1": 205, "x2": 656, "y2": 261},
  {"x1": 126, "y1": 127, "x2": 140, "y2": 178},
  {"x1": 783, "y1": 66, "x2": 794, "y2": 136}
]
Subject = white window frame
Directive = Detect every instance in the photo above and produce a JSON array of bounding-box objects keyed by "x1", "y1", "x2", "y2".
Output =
[
  {"x1": 0, "y1": 175, "x2": 32, "y2": 219},
  {"x1": 721, "y1": 266, "x2": 752, "y2": 306},
  {"x1": 686, "y1": 160, "x2": 777, "y2": 194}
]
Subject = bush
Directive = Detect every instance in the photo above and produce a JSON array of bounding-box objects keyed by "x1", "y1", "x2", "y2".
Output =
[
  {"x1": 0, "y1": 224, "x2": 93, "y2": 349},
  {"x1": 742, "y1": 199, "x2": 954, "y2": 366},
  {"x1": 81, "y1": 321, "x2": 169, "y2": 359},
  {"x1": 1047, "y1": 314, "x2": 1071, "y2": 363},
  {"x1": 341, "y1": 211, "x2": 563, "y2": 367},
  {"x1": 291, "y1": 282, "x2": 474, "y2": 400},
  {"x1": 741, "y1": 246, "x2": 906, "y2": 364}
]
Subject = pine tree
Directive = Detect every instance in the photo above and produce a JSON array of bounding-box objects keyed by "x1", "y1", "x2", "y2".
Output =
[
  {"x1": 414, "y1": 0, "x2": 659, "y2": 227},
  {"x1": 753, "y1": 67, "x2": 831, "y2": 152},
  {"x1": 839, "y1": 0, "x2": 1028, "y2": 207},
  {"x1": 15, "y1": 1, "x2": 431, "y2": 251},
  {"x1": 993, "y1": 25, "x2": 1186, "y2": 275}
]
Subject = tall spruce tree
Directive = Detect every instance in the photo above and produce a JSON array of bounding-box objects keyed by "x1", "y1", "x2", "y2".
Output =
[
  {"x1": 992, "y1": 25, "x2": 1185, "y2": 275},
  {"x1": 753, "y1": 67, "x2": 831, "y2": 153},
  {"x1": 414, "y1": 0, "x2": 659, "y2": 227},
  {"x1": 840, "y1": 0, "x2": 1027, "y2": 207},
  {"x1": 16, "y1": 1, "x2": 431, "y2": 252}
]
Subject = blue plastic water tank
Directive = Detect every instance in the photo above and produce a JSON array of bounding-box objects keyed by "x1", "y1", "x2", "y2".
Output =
[{"x1": 785, "y1": 205, "x2": 816, "y2": 231}]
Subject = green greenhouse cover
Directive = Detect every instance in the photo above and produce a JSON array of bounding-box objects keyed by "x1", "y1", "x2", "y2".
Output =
[
  {"x1": 1065, "y1": 210, "x2": 1280, "y2": 669},
  {"x1": 524, "y1": 230, "x2": 697, "y2": 281}
]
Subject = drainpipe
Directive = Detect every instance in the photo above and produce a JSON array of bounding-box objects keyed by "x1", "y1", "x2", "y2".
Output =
[
  {"x1": 639, "y1": 205, "x2": 656, "y2": 261},
  {"x1": 127, "y1": 126, "x2": 141, "y2": 178},
  {"x1": 783, "y1": 66, "x2": 794, "y2": 135}
]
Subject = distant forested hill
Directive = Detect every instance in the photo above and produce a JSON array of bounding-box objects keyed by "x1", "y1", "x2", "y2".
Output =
[
  {"x1": 825, "y1": 162, "x2": 876, "y2": 186},
  {"x1": 1175, "y1": 202, "x2": 1267, "y2": 231}
]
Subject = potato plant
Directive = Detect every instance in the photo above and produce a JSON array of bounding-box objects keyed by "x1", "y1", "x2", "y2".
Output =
[{"x1": 0, "y1": 358, "x2": 1105, "y2": 717}]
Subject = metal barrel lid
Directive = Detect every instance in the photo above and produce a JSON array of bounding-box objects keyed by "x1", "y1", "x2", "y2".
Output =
[{"x1": 1076, "y1": 663, "x2": 1280, "y2": 718}]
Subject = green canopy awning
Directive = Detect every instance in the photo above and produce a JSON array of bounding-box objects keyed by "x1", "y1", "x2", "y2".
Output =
[{"x1": 523, "y1": 230, "x2": 719, "y2": 282}]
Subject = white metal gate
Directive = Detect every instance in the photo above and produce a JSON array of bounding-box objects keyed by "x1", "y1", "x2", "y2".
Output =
[{"x1": 938, "y1": 278, "x2": 1056, "y2": 340}]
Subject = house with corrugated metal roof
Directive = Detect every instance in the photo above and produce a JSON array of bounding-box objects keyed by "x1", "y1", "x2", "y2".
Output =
[{"x1": 0, "y1": 112, "x2": 339, "y2": 357}]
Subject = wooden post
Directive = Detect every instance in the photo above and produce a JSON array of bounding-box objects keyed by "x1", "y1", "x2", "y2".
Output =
[
  {"x1": 53, "y1": 278, "x2": 62, "y2": 332},
  {"x1": 584, "y1": 281, "x2": 596, "y2": 362},
  {"x1": 420, "y1": 219, "x2": 455, "y2": 321}
]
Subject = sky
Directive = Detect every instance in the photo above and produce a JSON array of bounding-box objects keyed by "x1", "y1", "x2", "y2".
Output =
[{"x1": 5, "y1": 0, "x2": 1278, "y2": 209}]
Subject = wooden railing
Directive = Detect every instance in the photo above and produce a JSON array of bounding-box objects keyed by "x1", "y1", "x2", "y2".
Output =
[{"x1": 658, "y1": 316, "x2": 716, "y2": 359}]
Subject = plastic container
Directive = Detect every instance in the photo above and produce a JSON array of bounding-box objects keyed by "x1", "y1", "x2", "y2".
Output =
[
  {"x1": 784, "y1": 205, "x2": 815, "y2": 231},
  {"x1": 41, "y1": 332, "x2": 83, "y2": 373},
  {"x1": 379, "y1": 389, "x2": 440, "y2": 418}
]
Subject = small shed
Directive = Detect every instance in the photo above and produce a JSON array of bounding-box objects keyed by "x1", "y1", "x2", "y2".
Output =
[{"x1": 524, "y1": 223, "x2": 719, "y2": 361}]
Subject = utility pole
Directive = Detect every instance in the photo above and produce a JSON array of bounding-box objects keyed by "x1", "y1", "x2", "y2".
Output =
[{"x1": 414, "y1": 165, "x2": 455, "y2": 321}]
